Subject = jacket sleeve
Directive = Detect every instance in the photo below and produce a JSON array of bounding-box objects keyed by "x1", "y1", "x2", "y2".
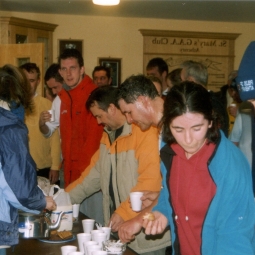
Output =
[
  {"x1": 203, "y1": 136, "x2": 255, "y2": 255},
  {"x1": 228, "y1": 113, "x2": 242, "y2": 142},
  {"x1": 152, "y1": 161, "x2": 172, "y2": 225},
  {"x1": 66, "y1": 149, "x2": 101, "y2": 204},
  {"x1": 44, "y1": 96, "x2": 60, "y2": 138},
  {"x1": 80, "y1": 111, "x2": 103, "y2": 172},
  {"x1": 50, "y1": 127, "x2": 61, "y2": 170},
  {"x1": 0, "y1": 124, "x2": 46, "y2": 219},
  {"x1": 115, "y1": 126, "x2": 162, "y2": 221}
]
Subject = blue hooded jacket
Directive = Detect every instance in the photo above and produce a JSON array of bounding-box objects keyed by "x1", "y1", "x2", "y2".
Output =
[
  {"x1": 154, "y1": 131, "x2": 255, "y2": 255},
  {"x1": 236, "y1": 41, "x2": 255, "y2": 196},
  {"x1": 0, "y1": 108, "x2": 46, "y2": 246}
]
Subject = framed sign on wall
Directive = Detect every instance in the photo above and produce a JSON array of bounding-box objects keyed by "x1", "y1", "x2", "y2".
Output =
[{"x1": 140, "y1": 29, "x2": 240, "y2": 92}]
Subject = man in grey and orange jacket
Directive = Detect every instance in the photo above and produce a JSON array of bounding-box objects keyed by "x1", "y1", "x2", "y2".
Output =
[{"x1": 66, "y1": 86, "x2": 170, "y2": 255}]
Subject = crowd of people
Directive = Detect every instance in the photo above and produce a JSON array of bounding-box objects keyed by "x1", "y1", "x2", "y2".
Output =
[{"x1": 1, "y1": 44, "x2": 255, "y2": 255}]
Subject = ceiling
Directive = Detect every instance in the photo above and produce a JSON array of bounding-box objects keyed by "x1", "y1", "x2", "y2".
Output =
[{"x1": 1, "y1": 0, "x2": 255, "y2": 23}]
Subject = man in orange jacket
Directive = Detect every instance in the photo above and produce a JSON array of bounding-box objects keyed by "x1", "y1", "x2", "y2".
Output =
[{"x1": 39, "y1": 49, "x2": 103, "y2": 224}]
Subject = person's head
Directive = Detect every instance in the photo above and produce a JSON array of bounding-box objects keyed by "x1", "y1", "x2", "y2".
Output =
[
  {"x1": 236, "y1": 41, "x2": 255, "y2": 101},
  {"x1": 180, "y1": 60, "x2": 208, "y2": 87},
  {"x1": 146, "y1": 58, "x2": 168, "y2": 85},
  {"x1": 58, "y1": 48, "x2": 84, "y2": 89},
  {"x1": 228, "y1": 76, "x2": 242, "y2": 103},
  {"x1": 117, "y1": 74, "x2": 160, "y2": 130},
  {"x1": 161, "y1": 81, "x2": 218, "y2": 157},
  {"x1": 167, "y1": 68, "x2": 182, "y2": 90},
  {"x1": 19, "y1": 62, "x2": 40, "y2": 97},
  {"x1": 92, "y1": 66, "x2": 112, "y2": 87},
  {"x1": 44, "y1": 63, "x2": 63, "y2": 96},
  {"x1": 44, "y1": 86, "x2": 55, "y2": 102},
  {"x1": 148, "y1": 76, "x2": 162, "y2": 96},
  {"x1": 86, "y1": 86, "x2": 125, "y2": 131},
  {"x1": 0, "y1": 64, "x2": 33, "y2": 114}
]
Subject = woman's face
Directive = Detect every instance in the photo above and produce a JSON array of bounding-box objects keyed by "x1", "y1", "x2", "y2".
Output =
[{"x1": 170, "y1": 112, "x2": 212, "y2": 158}]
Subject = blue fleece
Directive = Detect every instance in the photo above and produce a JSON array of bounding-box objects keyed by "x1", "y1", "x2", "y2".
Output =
[{"x1": 154, "y1": 131, "x2": 255, "y2": 255}]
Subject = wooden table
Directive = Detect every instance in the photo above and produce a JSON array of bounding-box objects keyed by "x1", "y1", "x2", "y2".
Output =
[{"x1": 7, "y1": 213, "x2": 137, "y2": 255}]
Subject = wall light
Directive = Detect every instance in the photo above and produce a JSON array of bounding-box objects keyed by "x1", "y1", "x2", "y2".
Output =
[{"x1": 92, "y1": 0, "x2": 120, "y2": 5}]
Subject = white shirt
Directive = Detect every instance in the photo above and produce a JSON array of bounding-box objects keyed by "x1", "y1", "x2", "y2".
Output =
[{"x1": 44, "y1": 95, "x2": 61, "y2": 138}]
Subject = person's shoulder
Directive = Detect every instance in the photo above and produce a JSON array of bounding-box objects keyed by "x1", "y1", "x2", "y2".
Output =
[
  {"x1": 83, "y1": 75, "x2": 96, "y2": 87},
  {"x1": 35, "y1": 96, "x2": 52, "y2": 110},
  {"x1": 131, "y1": 124, "x2": 159, "y2": 139}
]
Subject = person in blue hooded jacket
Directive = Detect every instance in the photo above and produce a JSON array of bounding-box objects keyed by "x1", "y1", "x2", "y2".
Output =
[
  {"x1": 0, "y1": 64, "x2": 56, "y2": 254},
  {"x1": 142, "y1": 81, "x2": 255, "y2": 255},
  {"x1": 236, "y1": 41, "x2": 255, "y2": 196}
]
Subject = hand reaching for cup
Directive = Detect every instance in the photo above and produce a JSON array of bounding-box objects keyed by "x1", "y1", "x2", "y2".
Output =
[{"x1": 45, "y1": 196, "x2": 57, "y2": 211}]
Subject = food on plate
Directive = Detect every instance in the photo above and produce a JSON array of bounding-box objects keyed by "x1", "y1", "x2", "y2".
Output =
[{"x1": 49, "y1": 230, "x2": 73, "y2": 241}]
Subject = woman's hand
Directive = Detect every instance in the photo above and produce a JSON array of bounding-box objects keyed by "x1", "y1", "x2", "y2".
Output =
[{"x1": 142, "y1": 211, "x2": 168, "y2": 235}]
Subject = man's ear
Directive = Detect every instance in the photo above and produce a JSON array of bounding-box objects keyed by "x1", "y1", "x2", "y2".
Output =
[
  {"x1": 137, "y1": 95, "x2": 149, "y2": 108},
  {"x1": 162, "y1": 70, "x2": 168, "y2": 79},
  {"x1": 108, "y1": 103, "x2": 116, "y2": 114},
  {"x1": 58, "y1": 69, "x2": 63, "y2": 78},
  {"x1": 80, "y1": 66, "x2": 85, "y2": 75}
]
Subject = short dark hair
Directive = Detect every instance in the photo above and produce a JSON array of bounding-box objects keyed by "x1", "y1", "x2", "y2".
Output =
[
  {"x1": 44, "y1": 63, "x2": 63, "y2": 84},
  {"x1": 161, "y1": 81, "x2": 219, "y2": 144},
  {"x1": 86, "y1": 86, "x2": 119, "y2": 111},
  {"x1": 19, "y1": 62, "x2": 40, "y2": 79},
  {"x1": 181, "y1": 60, "x2": 208, "y2": 86},
  {"x1": 117, "y1": 74, "x2": 159, "y2": 104},
  {"x1": 58, "y1": 48, "x2": 84, "y2": 67},
  {"x1": 92, "y1": 66, "x2": 111, "y2": 79},
  {"x1": 167, "y1": 68, "x2": 182, "y2": 87},
  {"x1": 146, "y1": 57, "x2": 169, "y2": 75},
  {"x1": 147, "y1": 75, "x2": 162, "y2": 87}
]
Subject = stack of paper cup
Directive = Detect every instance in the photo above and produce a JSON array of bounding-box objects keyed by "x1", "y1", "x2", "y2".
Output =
[
  {"x1": 61, "y1": 245, "x2": 77, "y2": 255},
  {"x1": 84, "y1": 241, "x2": 98, "y2": 255},
  {"x1": 77, "y1": 233, "x2": 91, "y2": 253},
  {"x1": 101, "y1": 227, "x2": 111, "y2": 240},
  {"x1": 82, "y1": 219, "x2": 95, "y2": 233},
  {"x1": 92, "y1": 251, "x2": 107, "y2": 255},
  {"x1": 87, "y1": 245, "x2": 101, "y2": 255},
  {"x1": 92, "y1": 232, "x2": 107, "y2": 248},
  {"x1": 91, "y1": 230, "x2": 103, "y2": 241}
]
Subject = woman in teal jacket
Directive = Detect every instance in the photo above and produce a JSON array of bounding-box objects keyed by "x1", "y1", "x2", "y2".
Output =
[{"x1": 143, "y1": 81, "x2": 255, "y2": 255}]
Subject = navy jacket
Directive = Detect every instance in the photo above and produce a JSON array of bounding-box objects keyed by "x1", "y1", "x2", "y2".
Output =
[{"x1": 0, "y1": 108, "x2": 46, "y2": 246}]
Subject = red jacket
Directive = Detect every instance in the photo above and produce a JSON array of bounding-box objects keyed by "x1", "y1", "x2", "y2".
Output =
[{"x1": 58, "y1": 75, "x2": 103, "y2": 186}]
